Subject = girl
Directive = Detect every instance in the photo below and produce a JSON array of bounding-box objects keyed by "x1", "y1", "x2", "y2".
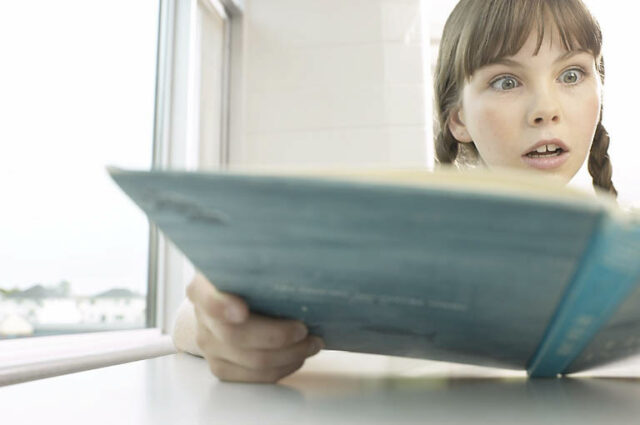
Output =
[
  {"x1": 435, "y1": 0, "x2": 616, "y2": 196},
  {"x1": 172, "y1": 0, "x2": 617, "y2": 383}
]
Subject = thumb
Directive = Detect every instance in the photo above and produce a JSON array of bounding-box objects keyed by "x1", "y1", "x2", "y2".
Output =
[{"x1": 186, "y1": 272, "x2": 249, "y2": 324}]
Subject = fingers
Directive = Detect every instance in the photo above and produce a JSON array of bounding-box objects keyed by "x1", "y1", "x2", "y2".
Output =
[
  {"x1": 187, "y1": 272, "x2": 248, "y2": 324},
  {"x1": 209, "y1": 313, "x2": 309, "y2": 350},
  {"x1": 206, "y1": 355, "x2": 306, "y2": 384},
  {"x1": 207, "y1": 330, "x2": 324, "y2": 369},
  {"x1": 195, "y1": 319, "x2": 324, "y2": 383},
  {"x1": 188, "y1": 271, "x2": 325, "y2": 383}
]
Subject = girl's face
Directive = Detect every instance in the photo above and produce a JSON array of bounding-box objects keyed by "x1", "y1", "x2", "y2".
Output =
[{"x1": 448, "y1": 28, "x2": 602, "y2": 183}]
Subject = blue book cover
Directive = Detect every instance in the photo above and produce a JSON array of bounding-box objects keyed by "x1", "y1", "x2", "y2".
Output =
[
  {"x1": 108, "y1": 167, "x2": 639, "y2": 373},
  {"x1": 527, "y1": 217, "x2": 640, "y2": 376}
]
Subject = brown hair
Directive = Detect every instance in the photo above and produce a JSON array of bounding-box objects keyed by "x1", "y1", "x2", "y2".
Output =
[{"x1": 434, "y1": 0, "x2": 617, "y2": 197}]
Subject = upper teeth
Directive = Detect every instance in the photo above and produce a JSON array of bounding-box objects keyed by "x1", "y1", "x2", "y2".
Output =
[{"x1": 536, "y1": 144, "x2": 560, "y2": 153}]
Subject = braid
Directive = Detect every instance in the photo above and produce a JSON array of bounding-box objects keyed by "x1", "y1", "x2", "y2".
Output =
[
  {"x1": 435, "y1": 127, "x2": 459, "y2": 165},
  {"x1": 435, "y1": 128, "x2": 482, "y2": 168},
  {"x1": 588, "y1": 122, "x2": 618, "y2": 198}
]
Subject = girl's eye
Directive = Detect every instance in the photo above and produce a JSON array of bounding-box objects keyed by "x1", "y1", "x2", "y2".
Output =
[
  {"x1": 559, "y1": 68, "x2": 585, "y2": 85},
  {"x1": 490, "y1": 76, "x2": 519, "y2": 91}
]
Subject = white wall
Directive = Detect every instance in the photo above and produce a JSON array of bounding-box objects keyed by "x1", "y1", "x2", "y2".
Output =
[
  {"x1": 581, "y1": 0, "x2": 640, "y2": 208},
  {"x1": 230, "y1": 0, "x2": 638, "y2": 207},
  {"x1": 234, "y1": 0, "x2": 428, "y2": 167}
]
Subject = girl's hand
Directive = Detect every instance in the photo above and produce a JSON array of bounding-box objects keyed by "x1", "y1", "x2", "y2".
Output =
[{"x1": 186, "y1": 272, "x2": 324, "y2": 383}]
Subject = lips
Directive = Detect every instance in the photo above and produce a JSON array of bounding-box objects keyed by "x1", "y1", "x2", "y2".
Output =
[
  {"x1": 523, "y1": 139, "x2": 569, "y2": 156},
  {"x1": 521, "y1": 138, "x2": 570, "y2": 170}
]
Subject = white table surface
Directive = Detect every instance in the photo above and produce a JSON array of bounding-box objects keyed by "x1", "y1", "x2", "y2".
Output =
[{"x1": 2, "y1": 351, "x2": 640, "y2": 425}]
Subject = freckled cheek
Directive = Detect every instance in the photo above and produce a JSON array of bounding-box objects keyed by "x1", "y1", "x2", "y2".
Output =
[
  {"x1": 568, "y1": 90, "x2": 601, "y2": 144},
  {"x1": 585, "y1": 92, "x2": 601, "y2": 127},
  {"x1": 468, "y1": 105, "x2": 520, "y2": 155}
]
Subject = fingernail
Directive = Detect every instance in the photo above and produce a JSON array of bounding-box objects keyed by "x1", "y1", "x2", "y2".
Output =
[
  {"x1": 307, "y1": 338, "x2": 324, "y2": 356},
  {"x1": 224, "y1": 306, "x2": 244, "y2": 323},
  {"x1": 294, "y1": 324, "x2": 308, "y2": 342}
]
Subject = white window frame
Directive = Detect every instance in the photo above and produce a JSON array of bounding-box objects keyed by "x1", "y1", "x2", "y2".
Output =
[
  {"x1": 151, "y1": 0, "x2": 238, "y2": 336},
  {"x1": 0, "y1": 0, "x2": 242, "y2": 387}
]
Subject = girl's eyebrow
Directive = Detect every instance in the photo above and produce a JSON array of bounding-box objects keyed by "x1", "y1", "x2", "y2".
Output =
[{"x1": 486, "y1": 49, "x2": 592, "y2": 69}]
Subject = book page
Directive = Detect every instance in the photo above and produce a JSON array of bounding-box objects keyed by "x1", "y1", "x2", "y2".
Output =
[{"x1": 217, "y1": 164, "x2": 617, "y2": 209}]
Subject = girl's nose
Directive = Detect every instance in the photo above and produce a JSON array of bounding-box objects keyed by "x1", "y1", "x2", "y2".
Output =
[
  {"x1": 528, "y1": 89, "x2": 561, "y2": 126},
  {"x1": 531, "y1": 111, "x2": 560, "y2": 125}
]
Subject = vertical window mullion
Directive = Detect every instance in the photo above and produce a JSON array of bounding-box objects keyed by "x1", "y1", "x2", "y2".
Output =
[{"x1": 152, "y1": 0, "x2": 233, "y2": 334}]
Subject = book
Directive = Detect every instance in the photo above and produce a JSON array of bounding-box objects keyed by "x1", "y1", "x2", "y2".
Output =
[{"x1": 107, "y1": 165, "x2": 640, "y2": 377}]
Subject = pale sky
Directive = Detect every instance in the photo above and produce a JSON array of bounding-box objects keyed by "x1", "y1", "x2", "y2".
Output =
[{"x1": 0, "y1": 1, "x2": 158, "y2": 296}]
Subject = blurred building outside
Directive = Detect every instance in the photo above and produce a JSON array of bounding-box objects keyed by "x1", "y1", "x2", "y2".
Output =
[{"x1": 0, "y1": 282, "x2": 145, "y2": 338}]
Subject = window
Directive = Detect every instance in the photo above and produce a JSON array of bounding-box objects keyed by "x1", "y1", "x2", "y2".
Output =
[
  {"x1": 0, "y1": 0, "x2": 159, "y2": 339},
  {"x1": 1, "y1": 0, "x2": 238, "y2": 385},
  {"x1": 195, "y1": 0, "x2": 230, "y2": 169},
  {"x1": 151, "y1": 0, "x2": 234, "y2": 334}
]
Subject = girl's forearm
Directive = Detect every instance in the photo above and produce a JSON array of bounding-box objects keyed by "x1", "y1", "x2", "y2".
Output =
[{"x1": 172, "y1": 298, "x2": 204, "y2": 357}]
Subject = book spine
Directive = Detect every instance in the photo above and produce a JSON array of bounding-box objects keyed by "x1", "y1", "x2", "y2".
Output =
[{"x1": 526, "y1": 215, "x2": 640, "y2": 377}]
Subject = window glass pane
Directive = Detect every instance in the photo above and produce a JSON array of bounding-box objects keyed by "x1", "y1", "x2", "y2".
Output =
[
  {"x1": 0, "y1": 0, "x2": 159, "y2": 338},
  {"x1": 197, "y1": 0, "x2": 226, "y2": 169}
]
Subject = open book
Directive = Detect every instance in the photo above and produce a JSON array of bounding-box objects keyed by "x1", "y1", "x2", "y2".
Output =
[{"x1": 108, "y1": 166, "x2": 640, "y2": 377}]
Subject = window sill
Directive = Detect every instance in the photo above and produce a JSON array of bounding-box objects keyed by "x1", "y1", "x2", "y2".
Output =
[{"x1": 0, "y1": 328, "x2": 176, "y2": 387}]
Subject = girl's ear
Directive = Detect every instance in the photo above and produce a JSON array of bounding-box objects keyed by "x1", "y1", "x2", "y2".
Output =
[{"x1": 447, "y1": 107, "x2": 473, "y2": 143}]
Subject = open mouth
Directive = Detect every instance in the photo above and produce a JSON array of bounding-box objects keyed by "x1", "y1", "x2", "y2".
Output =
[
  {"x1": 521, "y1": 141, "x2": 570, "y2": 170},
  {"x1": 524, "y1": 143, "x2": 566, "y2": 158}
]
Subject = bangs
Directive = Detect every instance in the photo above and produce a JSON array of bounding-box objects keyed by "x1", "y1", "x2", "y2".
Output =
[{"x1": 455, "y1": 0, "x2": 603, "y2": 79}]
